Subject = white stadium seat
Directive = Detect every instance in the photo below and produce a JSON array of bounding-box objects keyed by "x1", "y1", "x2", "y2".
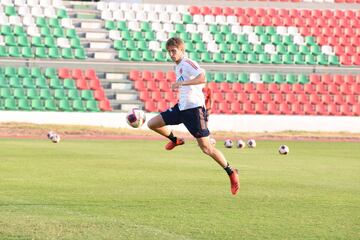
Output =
[
  {"x1": 276, "y1": 26, "x2": 287, "y2": 36},
  {"x1": 147, "y1": 12, "x2": 159, "y2": 22},
  {"x1": 207, "y1": 41, "x2": 219, "y2": 53},
  {"x1": 124, "y1": 10, "x2": 136, "y2": 21},
  {"x1": 39, "y1": 0, "x2": 51, "y2": 7},
  {"x1": 1, "y1": 0, "x2": 13, "y2": 6},
  {"x1": 154, "y1": 4, "x2": 166, "y2": 12},
  {"x1": 101, "y1": 10, "x2": 113, "y2": 21},
  {"x1": 44, "y1": 6, "x2": 57, "y2": 18},
  {"x1": 264, "y1": 44, "x2": 276, "y2": 54},
  {"x1": 163, "y1": 23, "x2": 174, "y2": 33},
  {"x1": 215, "y1": 15, "x2": 226, "y2": 25},
  {"x1": 18, "y1": 5, "x2": 30, "y2": 16},
  {"x1": 57, "y1": 37, "x2": 70, "y2": 48},
  {"x1": 31, "y1": 6, "x2": 44, "y2": 17},
  {"x1": 231, "y1": 25, "x2": 242, "y2": 35},
  {"x1": 131, "y1": 3, "x2": 143, "y2": 12},
  {"x1": 96, "y1": 1, "x2": 108, "y2": 11},
  {"x1": 27, "y1": 25, "x2": 40, "y2": 36},
  {"x1": 113, "y1": 9, "x2": 125, "y2": 21},
  {"x1": 0, "y1": 14, "x2": 9, "y2": 25},
  {"x1": 156, "y1": 31, "x2": 167, "y2": 42},
  {"x1": 9, "y1": 15, "x2": 22, "y2": 26},
  {"x1": 135, "y1": 11, "x2": 147, "y2": 22},
  {"x1": 120, "y1": 2, "x2": 131, "y2": 11},
  {"x1": 52, "y1": 0, "x2": 65, "y2": 9},
  {"x1": 204, "y1": 15, "x2": 215, "y2": 25},
  {"x1": 159, "y1": 12, "x2": 170, "y2": 23},
  {"x1": 170, "y1": 12, "x2": 182, "y2": 24},
  {"x1": 242, "y1": 26, "x2": 254, "y2": 34},
  {"x1": 227, "y1": 15, "x2": 238, "y2": 25},
  {"x1": 22, "y1": 15, "x2": 35, "y2": 26},
  {"x1": 193, "y1": 14, "x2": 204, "y2": 24},
  {"x1": 151, "y1": 22, "x2": 162, "y2": 32},
  {"x1": 321, "y1": 45, "x2": 334, "y2": 55},
  {"x1": 0, "y1": 35, "x2": 5, "y2": 46},
  {"x1": 202, "y1": 32, "x2": 214, "y2": 42},
  {"x1": 177, "y1": 5, "x2": 188, "y2": 14},
  {"x1": 186, "y1": 24, "x2": 197, "y2": 33},
  {"x1": 197, "y1": 24, "x2": 208, "y2": 33},
  {"x1": 128, "y1": 21, "x2": 140, "y2": 31},
  {"x1": 27, "y1": 0, "x2": 39, "y2": 7},
  {"x1": 149, "y1": 40, "x2": 161, "y2": 51},
  {"x1": 249, "y1": 73, "x2": 261, "y2": 83},
  {"x1": 108, "y1": 2, "x2": 120, "y2": 11},
  {"x1": 109, "y1": 30, "x2": 121, "y2": 40},
  {"x1": 288, "y1": 26, "x2": 298, "y2": 35},
  {"x1": 248, "y1": 32, "x2": 259, "y2": 44},
  {"x1": 61, "y1": 18, "x2": 74, "y2": 29},
  {"x1": 143, "y1": 4, "x2": 154, "y2": 12},
  {"x1": 165, "y1": 4, "x2": 177, "y2": 13},
  {"x1": 14, "y1": 0, "x2": 26, "y2": 6},
  {"x1": 293, "y1": 34, "x2": 305, "y2": 45}
]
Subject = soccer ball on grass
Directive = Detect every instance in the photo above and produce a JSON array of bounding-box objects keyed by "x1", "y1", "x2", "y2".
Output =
[
  {"x1": 224, "y1": 139, "x2": 233, "y2": 148},
  {"x1": 236, "y1": 139, "x2": 246, "y2": 149},
  {"x1": 126, "y1": 108, "x2": 146, "y2": 128},
  {"x1": 278, "y1": 145, "x2": 289, "y2": 155},
  {"x1": 247, "y1": 139, "x2": 256, "y2": 148}
]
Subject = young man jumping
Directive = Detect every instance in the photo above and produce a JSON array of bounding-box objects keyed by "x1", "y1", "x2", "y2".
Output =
[{"x1": 147, "y1": 37, "x2": 239, "y2": 195}]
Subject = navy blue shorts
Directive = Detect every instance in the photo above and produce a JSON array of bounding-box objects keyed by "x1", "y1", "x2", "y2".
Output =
[{"x1": 160, "y1": 104, "x2": 210, "y2": 138}]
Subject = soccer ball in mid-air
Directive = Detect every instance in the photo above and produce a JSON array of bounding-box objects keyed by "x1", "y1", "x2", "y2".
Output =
[
  {"x1": 247, "y1": 139, "x2": 256, "y2": 148},
  {"x1": 50, "y1": 134, "x2": 61, "y2": 143},
  {"x1": 126, "y1": 108, "x2": 146, "y2": 128},
  {"x1": 224, "y1": 139, "x2": 233, "y2": 148},
  {"x1": 236, "y1": 139, "x2": 246, "y2": 148},
  {"x1": 279, "y1": 145, "x2": 289, "y2": 155}
]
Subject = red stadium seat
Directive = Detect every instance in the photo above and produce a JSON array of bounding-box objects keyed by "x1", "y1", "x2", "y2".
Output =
[
  {"x1": 129, "y1": 70, "x2": 141, "y2": 81},
  {"x1": 134, "y1": 81, "x2": 146, "y2": 91},
  {"x1": 89, "y1": 78, "x2": 102, "y2": 90},
  {"x1": 291, "y1": 103, "x2": 302, "y2": 115},
  {"x1": 255, "y1": 103, "x2": 265, "y2": 114},
  {"x1": 297, "y1": 93, "x2": 308, "y2": 103},
  {"x1": 309, "y1": 94, "x2": 321, "y2": 104},
  {"x1": 157, "y1": 101, "x2": 169, "y2": 112},
  {"x1": 218, "y1": 102, "x2": 231, "y2": 114},
  {"x1": 334, "y1": 94, "x2": 346, "y2": 104},
  {"x1": 353, "y1": 104, "x2": 360, "y2": 116},
  {"x1": 309, "y1": 74, "x2": 321, "y2": 84},
  {"x1": 76, "y1": 79, "x2": 89, "y2": 90},
  {"x1": 249, "y1": 93, "x2": 260, "y2": 103},
  {"x1": 234, "y1": 8, "x2": 245, "y2": 17},
  {"x1": 346, "y1": 94, "x2": 357, "y2": 104},
  {"x1": 267, "y1": 102, "x2": 280, "y2": 115},
  {"x1": 243, "y1": 102, "x2": 255, "y2": 114},
  {"x1": 279, "y1": 103, "x2": 291, "y2": 114},
  {"x1": 85, "y1": 69, "x2": 97, "y2": 80},
  {"x1": 230, "y1": 102, "x2": 241, "y2": 113},
  {"x1": 72, "y1": 69, "x2": 84, "y2": 80},
  {"x1": 219, "y1": 82, "x2": 231, "y2": 92},
  {"x1": 207, "y1": 82, "x2": 219, "y2": 92},
  {"x1": 244, "y1": 83, "x2": 255, "y2": 93},
  {"x1": 166, "y1": 71, "x2": 176, "y2": 82},
  {"x1": 321, "y1": 94, "x2": 332, "y2": 104},
  {"x1": 256, "y1": 83, "x2": 266, "y2": 93},
  {"x1": 159, "y1": 81, "x2": 171, "y2": 92},
  {"x1": 145, "y1": 101, "x2": 157, "y2": 112},
  {"x1": 58, "y1": 68, "x2": 71, "y2": 79},
  {"x1": 232, "y1": 83, "x2": 243, "y2": 93},
  {"x1": 315, "y1": 84, "x2": 327, "y2": 94},
  {"x1": 154, "y1": 71, "x2": 165, "y2": 81},
  {"x1": 340, "y1": 84, "x2": 351, "y2": 94},
  {"x1": 211, "y1": 6, "x2": 222, "y2": 15},
  {"x1": 94, "y1": 89, "x2": 106, "y2": 101},
  {"x1": 304, "y1": 84, "x2": 316, "y2": 94},
  {"x1": 268, "y1": 83, "x2": 280, "y2": 93},
  {"x1": 273, "y1": 93, "x2": 285, "y2": 103},
  {"x1": 328, "y1": 104, "x2": 340, "y2": 116},
  {"x1": 285, "y1": 93, "x2": 296, "y2": 103},
  {"x1": 152, "y1": 91, "x2": 163, "y2": 100},
  {"x1": 142, "y1": 70, "x2": 154, "y2": 81},
  {"x1": 199, "y1": 6, "x2": 211, "y2": 15},
  {"x1": 261, "y1": 93, "x2": 272, "y2": 103},
  {"x1": 98, "y1": 99, "x2": 112, "y2": 111},
  {"x1": 315, "y1": 104, "x2": 327, "y2": 115},
  {"x1": 303, "y1": 103, "x2": 315, "y2": 115},
  {"x1": 292, "y1": 84, "x2": 304, "y2": 93},
  {"x1": 188, "y1": 6, "x2": 200, "y2": 15},
  {"x1": 146, "y1": 81, "x2": 158, "y2": 91},
  {"x1": 222, "y1": 7, "x2": 234, "y2": 16},
  {"x1": 164, "y1": 91, "x2": 176, "y2": 102},
  {"x1": 237, "y1": 92, "x2": 248, "y2": 102},
  {"x1": 328, "y1": 84, "x2": 340, "y2": 94},
  {"x1": 340, "y1": 104, "x2": 352, "y2": 116},
  {"x1": 344, "y1": 75, "x2": 355, "y2": 84},
  {"x1": 139, "y1": 91, "x2": 151, "y2": 101}
]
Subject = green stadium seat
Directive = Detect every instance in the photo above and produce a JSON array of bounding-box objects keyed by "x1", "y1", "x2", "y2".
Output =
[
  {"x1": 298, "y1": 74, "x2": 309, "y2": 84},
  {"x1": 63, "y1": 79, "x2": 76, "y2": 89},
  {"x1": 21, "y1": 47, "x2": 34, "y2": 58},
  {"x1": 130, "y1": 51, "x2": 142, "y2": 61},
  {"x1": 305, "y1": 55, "x2": 316, "y2": 65},
  {"x1": 8, "y1": 46, "x2": 21, "y2": 57},
  {"x1": 310, "y1": 45, "x2": 321, "y2": 55},
  {"x1": 4, "y1": 98, "x2": 17, "y2": 110},
  {"x1": 61, "y1": 48, "x2": 74, "y2": 59},
  {"x1": 259, "y1": 35, "x2": 270, "y2": 44},
  {"x1": 277, "y1": 45, "x2": 287, "y2": 54},
  {"x1": 237, "y1": 35, "x2": 248, "y2": 44},
  {"x1": 35, "y1": 77, "x2": 49, "y2": 89},
  {"x1": 9, "y1": 77, "x2": 21, "y2": 87},
  {"x1": 105, "y1": 20, "x2": 115, "y2": 30},
  {"x1": 14, "y1": 26, "x2": 25, "y2": 36},
  {"x1": 31, "y1": 37, "x2": 44, "y2": 47},
  {"x1": 30, "y1": 67, "x2": 42, "y2": 78},
  {"x1": 53, "y1": 28, "x2": 65, "y2": 38},
  {"x1": 0, "y1": 77, "x2": 8, "y2": 87},
  {"x1": 133, "y1": 32, "x2": 143, "y2": 41},
  {"x1": 74, "y1": 48, "x2": 86, "y2": 59},
  {"x1": 282, "y1": 54, "x2": 293, "y2": 64},
  {"x1": 5, "y1": 6, "x2": 16, "y2": 16},
  {"x1": 230, "y1": 43, "x2": 242, "y2": 54},
  {"x1": 68, "y1": 89, "x2": 81, "y2": 100},
  {"x1": 195, "y1": 42, "x2": 207, "y2": 53},
  {"x1": 271, "y1": 35, "x2": 282, "y2": 46},
  {"x1": 175, "y1": 24, "x2": 185, "y2": 33},
  {"x1": 154, "y1": 51, "x2": 166, "y2": 62},
  {"x1": 259, "y1": 53, "x2": 271, "y2": 64},
  {"x1": 45, "y1": 68, "x2": 57, "y2": 78},
  {"x1": 185, "y1": 42, "x2": 196, "y2": 53},
  {"x1": 57, "y1": 9, "x2": 69, "y2": 19},
  {"x1": 31, "y1": 99, "x2": 45, "y2": 111},
  {"x1": 118, "y1": 50, "x2": 130, "y2": 61},
  {"x1": 35, "y1": 47, "x2": 48, "y2": 58},
  {"x1": 66, "y1": 29, "x2": 78, "y2": 39},
  {"x1": 242, "y1": 43, "x2": 253, "y2": 54},
  {"x1": 85, "y1": 100, "x2": 100, "y2": 112},
  {"x1": 18, "y1": 99, "x2": 31, "y2": 110},
  {"x1": 81, "y1": 90, "x2": 94, "y2": 100},
  {"x1": 44, "y1": 99, "x2": 58, "y2": 111},
  {"x1": 140, "y1": 22, "x2": 151, "y2": 32},
  {"x1": 201, "y1": 52, "x2": 213, "y2": 63},
  {"x1": 48, "y1": 18, "x2": 60, "y2": 28},
  {"x1": 26, "y1": 88, "x2": 40, "y2": 99},
  {"x1": 58, "y1": 99, "x2": 72, "y2": 111},
  {"x1": 285, "y1": 74, "x2": 297, "y2": 84},
  {"x1": 294, "y1": 54, "x2": 305, "y2": 64},
  {"x1": 44, "y1": 37, "x2": 56, "y2": 48},
  {"x1": 39, "y1": 88, "x2": 53, "y2": 99},
  {"x1": 142, "y1": 51, "x2": 153, "y2": 61},
  {"x1": 0, "y1": 46, "x2": 8, "y2": 57},
  {"x1": 238, "y1": 73, "x2": 249, "y2": 83},
  {"x1": 270, "y1": 54, "x2": 282, "y2": 64},
  {"x1": 120, "y1": 30, "x2": 131, "y2": 40},
  {"x1": 117, "y1": 21, "x2": 127, "y2": 30},
  {"x1": 18, "y1": 67, "x2": 29, "y2": 77},
  {"x1": 214, "y1": 72, "x2": 224, "y2": 83},
  {"x1": 261, "y1": 73, "x2": 273, "y2": 83},
  {"x1": 247, "y1": 53, "x2": 258, "y2": 64},
  {"x1": 13, "y1": 88, "x2": 25, "y2": 99},
  {"x1": 182, "y1": 14, "x2": 192, "y2": 24},
  {"x1": 235, "y1": 53, "x2": 247, "y2": 64},
  {"x1": 54, "y1": 88, "x2": 67, "y2": 100},
  {"x1": 5, "y1": 67, "x2": 16, "y2": 77},
  {"x1": 113, "y1": 40, "x2": 124, "y2": 50},
  {"x1": 274, "y1": 74, "x2": 285, "y2": 84},
  {"x1": 317, "y1": 55, "x2": 328, "y2": 65},
  {"x1": 48, "y1": 47, "x2": 60, "y2": 58},
  {"x1": 328, "y1": 55, "x2": 340, "y2": 65},
  {"x1": 40, "y1": 27, "x2": 52, "y2": 37},
  {"x1": 213, "y1": 53, "x2": 225, "y2": 63},
  {"x1": 5, "y1": 36, "x2": 17, "y2": 46},
  {"x1": 282, "y1": 35, "x2": 293, "y2": 46},
  {"x1": 224, "y1": 53, "x2": 236, "y2": 63},
  {"x1": 0, "y1": 88, "x2": 12, "y2": 98},
  {"x1": 1, "y1": 25, "x2": 12, "y2": 36},
  {"x1": 225, "y1": 73, "x2": 237, "y2": 83},
  {"x1": 22, "y1": 77, "x2": 35, "y2": 88},
  {"x1": 36, "y1": 17, "x2": 48, "y2": 27},
  {"x1": 50, "y1": 78, "x2": 63, "y2": 89},
  {"x1": 72, "y1": 99, "x2": 86, "y2": 111},
  {"x1": 70, "y1": 38, "x2": 81, "y2": 49}
]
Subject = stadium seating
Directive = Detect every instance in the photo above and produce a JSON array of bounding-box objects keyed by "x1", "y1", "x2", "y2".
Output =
[
  {"x1": 0, "y1": 66, "x2": 112, "y2": 111},
  {"x1": 129, "y1": 70, "x2": 360, "y2": 116},
  {"x1": 0, "y1": 1, "x2": 86, "y2": 60}
]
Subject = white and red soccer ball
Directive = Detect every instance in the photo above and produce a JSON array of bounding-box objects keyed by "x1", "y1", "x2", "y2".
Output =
[
  {"x1": 236, "y1": 139, "x2": 246, "y2": 149},
  {"x1": 126, "y1": 108, "x2": 146, "y2": 128},
  {"x1": 224, "y1": 139, "x2": 233, "y2": 148}
]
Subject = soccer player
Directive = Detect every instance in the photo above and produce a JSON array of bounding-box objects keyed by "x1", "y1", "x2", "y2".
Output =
[{"x1": 147, "y1": 37, "x2": 239, "y2": 195}]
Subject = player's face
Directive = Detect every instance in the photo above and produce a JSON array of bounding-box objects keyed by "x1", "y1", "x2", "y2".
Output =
[{"x1": 167, "y1": 46, "x2": 184, "y2": 64}]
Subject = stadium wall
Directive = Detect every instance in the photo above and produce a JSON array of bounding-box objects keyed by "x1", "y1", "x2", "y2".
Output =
[{"x1": 0, "y1": 111, "x2": 359, "y2": 133}]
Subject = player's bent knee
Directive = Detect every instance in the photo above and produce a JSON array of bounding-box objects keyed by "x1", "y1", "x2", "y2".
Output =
[{"x1": 200, "y1": 145, "x2": 213, "y2": 155}]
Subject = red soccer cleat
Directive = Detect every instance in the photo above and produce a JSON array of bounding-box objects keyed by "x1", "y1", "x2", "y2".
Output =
[
  {"x1": 229, "y1": 169, "x2": 240, "y2": 195},
  {"x1": 165, "y1": 138, "x2": 185, "y2": 150}
]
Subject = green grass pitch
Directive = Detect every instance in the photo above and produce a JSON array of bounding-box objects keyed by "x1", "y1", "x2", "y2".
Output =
[{"x1": 0, "y1": 138, "x2": 359, "y2": 240}]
